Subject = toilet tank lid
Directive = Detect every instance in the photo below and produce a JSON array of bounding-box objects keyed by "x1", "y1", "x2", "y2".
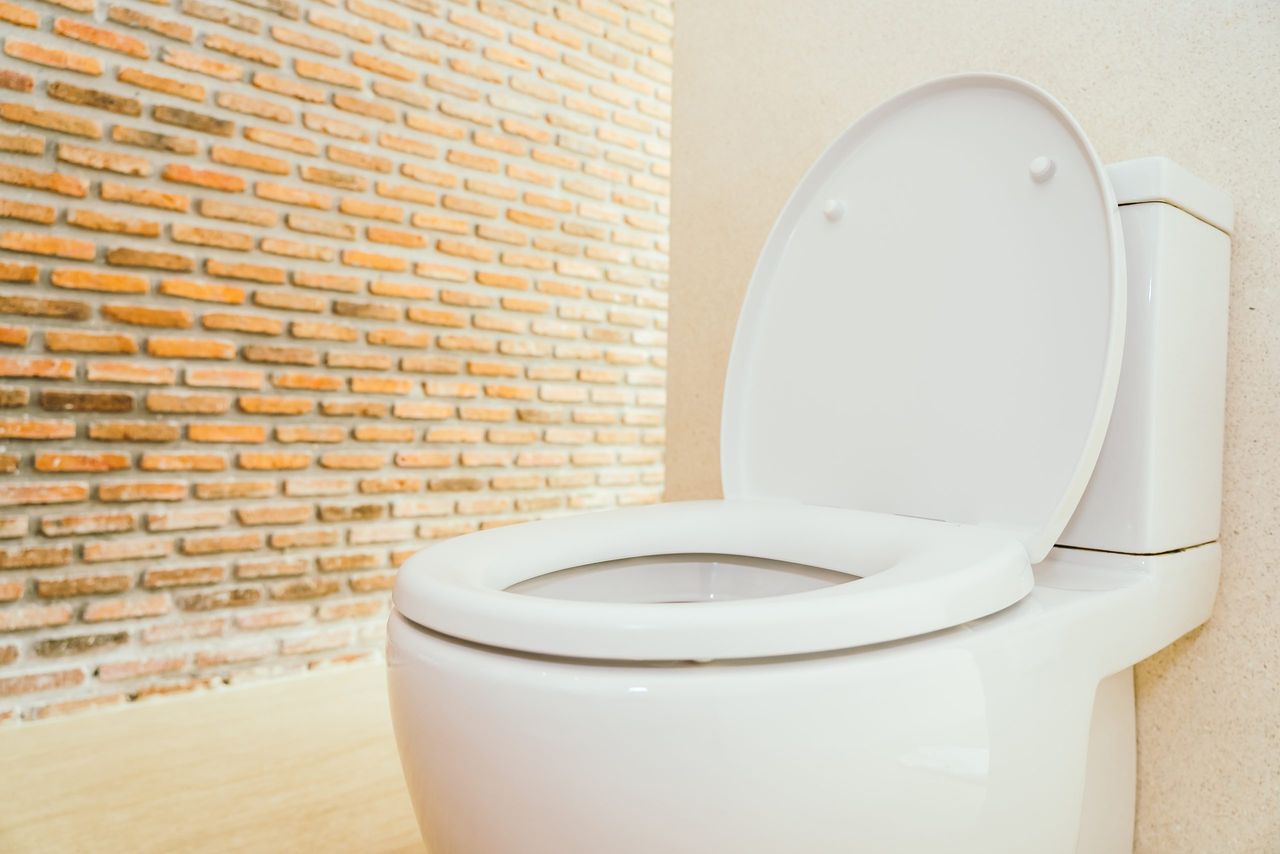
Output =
[{"x1": 1107, "y1": 157, "x2": 1233, "y2": 234}]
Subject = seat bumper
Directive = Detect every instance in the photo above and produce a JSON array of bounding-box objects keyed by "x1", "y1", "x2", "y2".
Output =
[{"x1": 391, "y1": 500, "x2": 1033, "y2": 661}]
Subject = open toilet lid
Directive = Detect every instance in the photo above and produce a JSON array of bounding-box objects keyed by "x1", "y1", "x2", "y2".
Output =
[{"x1": 720, "y1": 73, "x2": 1126, "y2": 564}]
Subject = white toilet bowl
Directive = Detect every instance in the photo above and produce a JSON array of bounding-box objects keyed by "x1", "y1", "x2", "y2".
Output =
[
  {"x1": 389, "y1": 529, "x2": 1218, "y2": 853},
  {"x1": 388, "y1": 74, "x2": 1231, "y2": 853}
]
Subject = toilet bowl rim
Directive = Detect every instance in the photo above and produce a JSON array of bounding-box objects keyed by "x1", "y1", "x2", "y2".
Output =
[{"x1": 392, "y1": 500, "x2": 1035, "y2": 661}]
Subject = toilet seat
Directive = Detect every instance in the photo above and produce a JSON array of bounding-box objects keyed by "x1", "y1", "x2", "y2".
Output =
[
  {"x1": 394, "y1": 500, "x2": 1031, "y2": 660},
  {"x1": 723, "y1": 73, "x2": 1125, "y2": 565},
  {"x1": 393, "y1": 73, "x2": 1125, "y2": 662}
]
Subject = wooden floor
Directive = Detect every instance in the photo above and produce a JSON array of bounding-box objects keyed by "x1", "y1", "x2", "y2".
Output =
[{"x1": 0, "y1": 664, "x2": 424, "y2": 853}]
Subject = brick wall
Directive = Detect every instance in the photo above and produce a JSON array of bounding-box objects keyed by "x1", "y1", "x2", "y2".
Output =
[{"x1": 0, "y1": 0, "x2": 670, "y2": 721}]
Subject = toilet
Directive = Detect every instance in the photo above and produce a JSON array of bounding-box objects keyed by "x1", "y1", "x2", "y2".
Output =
[{"x1": 387, "y1": 74, "x2": 1232, "y2": 854}]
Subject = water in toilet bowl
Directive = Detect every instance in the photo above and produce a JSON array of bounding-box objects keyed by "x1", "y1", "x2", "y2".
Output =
[{"x1": 506, "y1": 553, "x2": 857, "y2": 604}]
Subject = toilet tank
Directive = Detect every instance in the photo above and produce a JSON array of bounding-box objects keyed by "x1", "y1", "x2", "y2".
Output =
[{"x1": 1059, "y1": 158, "x2": 1232, "y2": 555}]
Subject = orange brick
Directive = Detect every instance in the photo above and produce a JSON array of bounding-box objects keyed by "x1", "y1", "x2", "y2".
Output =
[
  {"x1": 242, "y1": 344, "x2": 317, "y2": 366},
  {"x1": 0, "y1": 102, "x2": 100, "y2": 140},
  {"x1": 53, "y1": 17, "x2": 149, "y2": 59},
  {"x1": 108, "y1": 248, "x2": 192, "y2": 275},
  {"x1": 99, "y1": 656, "x2": 187, "y2": 680},
  {"x1": 237, "y1": 504, "x2": 311, "y2": 525},
  {"x1": 0, "y1": 668, "x2": 83, "y2": 696},
  {"x1": 4, "y1": 40, "x2": 102, "y2": 75},
  {"x1": 0, "y1": 1, "x2": 38, "y2": 27},
  {"x1": 266, "y1": 527, "x2": 338, "y2": 549},
  {"x1": 205, "y1": 259, "x2": 285, "y2": 284},
  {"x1": 67, "y1": 209, "x2": 161, "y2": 237},
  {"x1": 40, "y1": 512, "x2": 134, "y2": 538},
  {"x1": 46, "y1": 329, "x2": 137, "y2": 354},
  {"x1": 161, "y1": 46, "x2": 242, "y2": 80},
  {"x1": 154, "y1": 106, "x2": 235, "y2": 136},
  {"x1": 276, "y1": 424, "x2": 345, "y2": 443},
  {"x1": 352, "y1": 49, "x2": 413, "y2": 80},
  {"x1": 350, "y1": 375, "x2": 412, "y2": 395},
  {"x1": 180, "y1": 532, "x2": 262, "y2": 557},
  {"x1": 0, "y1": 544, "x2": 71, "y2": 571},
  {"x1": 205, "y1": 33, "x2": 280, "y2": 67},
  {"x1": 260, "y1": 237, "x2": 333, "y2": 261},
  {"x1": 270, "y1": 24, "x2": 338, "y2": 55},
  {"x1": 317, "y1": 599, "x2": 383, "y2": 621},
  {"x1": 188, "y1": 423, "x2": 267, "y2": 443},
  {"x1": 200, "y1": 313, "x2": 281, "y2": 338},
  {"x1": 162, "y1": 163, "x2": 245, "y2": 192},
  {"x1": 0, "y1": 198, "x2": 55, "y2": 224},
  {"x1": 100, "y1": 181, "x2": 190, "y2": 212},
  {"x1": 309, "y1": 9, "x2": 372, "y2": 43},
  {"x1": 349, "y1": 571, "x2": 395, "y2": 592},
  {"x1": 268, "y1": 577, "x2": 340, "y2": 602},
  {"x1": 0, "y1": 481, "x2": 87, "y2": 506},
  {"x1": 199, "y1": 198, "x2": 278, "y2": 227},
  {"x1": 242, "y1": 128, "x2": 315, "y2": 158},
  {"x1": 215, "y1": 92, "x2": 292, "y2": 125},
  {"x1": 158, "y1": 278, "x2": 245, "y2": 305},
  {"x1": 338, "y1": 249, "x2": 405, "y2": 272},
  {"x1": 0, "y1": 418, "x2": 74, "y2": 440},
  {"x1": 82, "y1": 594, "x2": 170, "y2": 622},
  {"x1": 98, "y1": 481, "x2": 186, "y2": 502},
  {"x1": 184, "y1": 367, "x2": 263, "y2": 389},
  {"x1": 101, "y1": 304, "x2": 192, "y2": 328},
  {"x1": 117, "y1": 67, "x2": 205, "y2": 102},
  {"x1": 288, "y1": 320, "x2": 356, "y2": 342},
  {"x1": 271, "y1": 372, "x2": 341, "y2": 392},
  {"x1": 138, "y1": 452, "x2": 225, "y2": 472},
  {"x1": 238, "y1": 395, "x2": 310, "y2": 415},
  {"x1": 36, "y1": 573, "x2": 132, "y2": 597},
  {"x1": 147, "y1": 337, "x2": 235, "y2": 360},
  {"x1": 140, "y1": 617, "x2": 225, "y2": 644},
  {"x1": 82, "y1": 537, "x2": 172, "y2": 563},
  {"x1": 0, "y1": 602, "x2": 74, "y2": 631},
  {"x1": 106, "y1": 6, "x2": 194, "y2": 42},
  {"x1": 33, "y1": 452, "x2": 127, "y2": 472},
  {"x1": 194, "y1": 640, "x2": 270, "y2": 663},
  {"x1": 51, "y1": 268, "x2": 147, "y2": 294},
  {"x1": 171, "y1": 223, "x2": 253, "y2": 251},
  {"x1": 295, "y1": 58, "x2": 361, "y2": 89},
  {"x1": 291, "y1": 271, "x2": 359, "y2": 293},
  {"x1": 0, "y1": 232, "x2": 95, "y2": 261},
  {"x1": 305, "y1": 111, "x2": 369, "y2": 140},
  {"x1": 235, "y1": 557, "x2": 307, "y2": 580},
  {"x1": 86, "y1": 361, "x2": 175, "y2": 385},
  {"x1": 0, "y1": 163, "x2": 86, "y2": 199},
  {"x1": 210, "y1": 145, "x2": 289, "y2": 175},
  {"x1": 195, "y1": 481, "x2": 273, "y2": 500},
  {"x1": 0, "y1": 131, "x2": 42, "y2": 156},
  {"x1": 87, "y1": 420, "x2": 179, "y2": 442},
  {"x1": 144, "y1": 568, "x2": 225, "y2": 588},
  {"x1": 143, "y1": 391, "x2": 229, "y2": 414},
  {"x1": 252, "y1": 71, "x2": 324, "y2": 102},
  {"x1": 327, "y1": 352, "x2": 389, "y2": 371},
  {"x1": 238, "y1": 451, "x2": 310, "y2": 470},
  {"x1": 235, "y1": 606, "x2": 309, "y2": 629},
  {"x1": 280, "y1": 477, "x2": 349, "y2": 499},
  {"x1": 0, "y1": 324, "x2": 26, "y2": 349}
]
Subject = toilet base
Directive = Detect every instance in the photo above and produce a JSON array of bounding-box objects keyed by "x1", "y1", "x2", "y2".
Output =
[{"x1": 1077, "y1": 669, "x2": 1137, "y2": 854}]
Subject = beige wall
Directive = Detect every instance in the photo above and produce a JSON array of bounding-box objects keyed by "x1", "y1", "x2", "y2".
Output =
[{"x1": 668, "y1": 2, "x2": 1279, "y2": 851}]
